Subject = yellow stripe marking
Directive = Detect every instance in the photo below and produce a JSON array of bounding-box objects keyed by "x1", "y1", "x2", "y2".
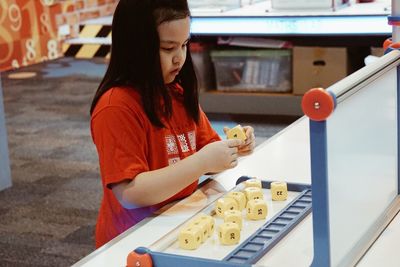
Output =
[
  {"x1": 79, "y1": 25, "x2": 103, "y2": 38},
  {"x1": 62, "y1": 43, "x2": 70, "y2": 54},
  {"x1": 76, "y1": 44, "x2": 101, "y2": 58}
]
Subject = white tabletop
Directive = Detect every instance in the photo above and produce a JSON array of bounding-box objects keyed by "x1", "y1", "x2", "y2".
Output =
[{"x1": 73, "y1": 117, "x2": 400, "y2": 267}]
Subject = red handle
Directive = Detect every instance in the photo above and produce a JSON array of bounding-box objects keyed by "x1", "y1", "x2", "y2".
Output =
[
  {"x1": 302, "y1": 88, "x2": 335, "y2": 121},
  {"x1": 127, "y1": 251, "x2": 153, "y2": 267}
]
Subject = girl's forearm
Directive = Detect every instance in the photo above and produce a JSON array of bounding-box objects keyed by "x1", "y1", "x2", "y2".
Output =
[{"x1": 113, "y1": 153, "x2": 206, "y2": 208}]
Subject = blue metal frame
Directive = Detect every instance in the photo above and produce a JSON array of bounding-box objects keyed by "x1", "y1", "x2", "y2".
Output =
[
  {"x1": 134, "y1": 247, "x2": 248, "y2": 267},
  {"x1": 309, "y1": 120, "x2": 331, "y2": 267},
  {"x1": 308, "y1": 55, "x2": 400, "y2": 266}
]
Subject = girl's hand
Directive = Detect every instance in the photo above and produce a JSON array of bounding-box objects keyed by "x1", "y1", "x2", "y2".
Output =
[
  {"x1": 196, "y1": 139, "x2": 244, "y2": 173},
  {"x1": 224, "y1": 126, "x2": 255, "y2": 156}
]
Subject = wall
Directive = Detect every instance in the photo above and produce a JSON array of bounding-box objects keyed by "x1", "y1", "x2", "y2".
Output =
[{"x1": 0, "y1": 0, "x2": 117, "y2": 71}]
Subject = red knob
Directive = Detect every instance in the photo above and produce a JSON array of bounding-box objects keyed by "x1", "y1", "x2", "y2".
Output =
[
  {"x1": 127, "y1": 251, "x2": 153, "y2": 267},
  {"x1": 302, "y1": 88, "x2": 335, "y2": 121},
  {"x1": 383, "y1": 38, "x2": 393, "y2": 51}
]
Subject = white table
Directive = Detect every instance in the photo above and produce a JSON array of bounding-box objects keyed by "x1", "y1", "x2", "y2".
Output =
[{"x1": 73, "y1": 117, "x2": 400, "y2": 267}]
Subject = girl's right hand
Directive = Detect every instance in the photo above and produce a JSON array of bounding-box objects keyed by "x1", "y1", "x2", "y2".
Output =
[{"x1": 196, "y1": 139, "x2": 244, "y2": 173}]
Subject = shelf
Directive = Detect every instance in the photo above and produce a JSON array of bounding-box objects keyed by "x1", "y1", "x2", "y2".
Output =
[
  {"x1": 82, "y1": 2, "x2": 391, "y2": 36},
  {"x1": 191, "y1": 15, "x2": 391, "y2": 36},
  {"x1": 79, "y1": 2, "x2": 390, "y2": 116},
  {"x1": 190, "y1": 1, "x2": 391, "y2": 36},
  {"x1": 199, "y1": 91, "x2": 303, "y2": 116}
]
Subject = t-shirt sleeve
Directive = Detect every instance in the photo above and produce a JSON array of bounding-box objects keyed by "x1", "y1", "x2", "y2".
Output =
[
  {"x1": 91, "y1": 106, "x2": 149, "y2": 188},
  {"x1": 196, "y1": 107, "x2": 221, "y2": 150}
]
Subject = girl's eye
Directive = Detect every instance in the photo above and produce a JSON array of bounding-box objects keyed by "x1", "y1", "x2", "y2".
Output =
[{"x1": 161, "y1": 47, "x2": 174, "y2": 51}]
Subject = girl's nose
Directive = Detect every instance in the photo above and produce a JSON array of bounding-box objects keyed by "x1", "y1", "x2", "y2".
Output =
[
  {"x1": 173, "y1": 49, "x2": 185, "y2": 65},
  {"x1": 172, "y1": 56, "x2": 180, "y2": 65}
]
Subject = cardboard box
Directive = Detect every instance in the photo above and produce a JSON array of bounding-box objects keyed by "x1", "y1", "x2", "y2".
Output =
[
  {"x1": 371, "y1": 47, "x2": 384, "y2": 57},
  {"x1": 211, "y1": 49, "x2": 292, "y2": 93},
  {"x1": 293, "y1": 46, "x2": 347, "y2": 95}
]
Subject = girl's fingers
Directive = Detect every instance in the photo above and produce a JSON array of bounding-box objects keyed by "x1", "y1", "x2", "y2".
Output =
[
  {"x1": 243, "y1": 126, "x2": 254, "y2": 138},
  {"x1": 223, "y1": 126, "x2": 230, "y2": 135},
  {"x1": 226, "y1": 138, "x2": 244, "y2": 148},
  {"x1": 230, "y1": 159, "x2": 238, "y2": 168},
  {"x1": 238, "y1": 150, "x2": 253, "y2": 157}
]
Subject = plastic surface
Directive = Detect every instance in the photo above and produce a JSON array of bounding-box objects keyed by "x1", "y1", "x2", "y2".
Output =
[{"x1": 309, "y1": 58, "x2": 399, "y2": 266}]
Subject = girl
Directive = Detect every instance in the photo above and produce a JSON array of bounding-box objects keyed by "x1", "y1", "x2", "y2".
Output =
[{"x1": 90, "y1": 0, "x2": 255, "y2": 248}]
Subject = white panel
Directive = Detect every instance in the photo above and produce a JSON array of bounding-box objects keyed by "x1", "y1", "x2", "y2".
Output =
[
  {"x1": 326, "y1": 68, "x2": 398, "y2": 266},
  {"x1": 190, "y1": 16, "x2": 390, "y2": 36}
]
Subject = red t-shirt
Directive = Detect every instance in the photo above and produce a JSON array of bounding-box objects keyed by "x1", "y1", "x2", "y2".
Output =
[{"x1": 90, "y1": 84, "x2": 220, "y2": 248}]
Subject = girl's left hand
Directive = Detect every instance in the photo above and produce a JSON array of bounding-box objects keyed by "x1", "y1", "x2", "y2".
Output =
[{"x1": 224, "y1": 126, "x2": 255, "y2": 156}]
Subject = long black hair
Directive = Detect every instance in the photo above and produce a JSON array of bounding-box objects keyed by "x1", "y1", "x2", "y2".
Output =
[{"x1": 90, "y1": 0, "x2": 199, "y2": 127}]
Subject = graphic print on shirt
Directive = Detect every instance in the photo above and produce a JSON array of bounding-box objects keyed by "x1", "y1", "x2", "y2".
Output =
[
  {"x1": 164, "y1": 131, "x2": 197, "y2": 166},
  {"x1": 187, "y1": 131, "x2": 196, "y2": 151},
  {"x1": 165, "y1": 135, "x2": 179, "y2": 155},
  {"x1": 177, "y1": 133, "x2": 190, "y2": 153}
]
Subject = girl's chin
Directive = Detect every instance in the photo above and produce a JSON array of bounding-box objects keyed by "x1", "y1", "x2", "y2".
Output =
[{"x1": 164, "y1": 76, "x2": 175, "y2": 84}]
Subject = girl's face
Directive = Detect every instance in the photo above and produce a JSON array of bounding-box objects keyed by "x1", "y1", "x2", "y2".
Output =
[{"x1": 158, "y1": 16, "x2": 190, "y2": 84}]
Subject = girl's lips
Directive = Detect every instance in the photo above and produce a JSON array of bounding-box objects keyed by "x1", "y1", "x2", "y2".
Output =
[{"x1": 171, "y1": 68, "x2": 180, "y2": 75}]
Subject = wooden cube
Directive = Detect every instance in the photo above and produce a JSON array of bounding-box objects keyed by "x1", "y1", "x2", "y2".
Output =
[
  {"x1": 246, "y1": 199, "x2": 268, "y2": 220},
  {"x1": 215, "y1": 197, "x2": 238, "y2": 217},
  {"x1": 226, "y1": 125, "x2": 247, "y2": 141},
  {"x1": 244, "y1": 178, "x2": 262, "y2": 189},
  {"x1": 244, "y1": 187, "x2": 264, "y2": 201},
  {"x1": 179, "y1": 225, "x2": 202, "y2": 250},
  {"x1": 194, "y1": 213, "x2": 214, "y2": 237},
  {"x1": 217, "y1": 222, "x2": 241, "y2": 245},
  {"x1": 190, "y1": 220, "x2": 209, "y2": 243},
  {"x1": 224, "y1": 210, "x2": 243, "y2": 229},
  {"x1": 227, "y1": 191, "x2": 246, "y2": 210},
  {"x1": 271, "y1": 181, "x2": 288, "y2": 201}
]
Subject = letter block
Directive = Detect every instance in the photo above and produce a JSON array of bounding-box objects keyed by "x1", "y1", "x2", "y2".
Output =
[
  {"x1": 218, "y1": 222, "x2": 241, "y2": 245},
  {"x1": 244, "y1": 178, "x2": 262, "y2": 189},
  {"x1": 244, "y1": 186, "x2": 264, "y2": 201},
  {"x1": 190, "y1": 220, "x2": 209, "y2": 243},
  {"x1": 246, "y1": 199, "x2": 268, "y2": 220},
  {"x1": 226, "y1": 125, "x2": 247, "y2": 141},
  {"x1": 227, "y1": 191, "x2": 246, "y2": 210},
  {"x1": 215, "y1": 197, "x2": 238, "y2": 217},
  {"x1": 194, "y1": 213, "x2": 214, "y2": 237},
  {"x1": 271, "y1": 181, "x2": 288, "y2": 201},
  {"x1": 179, "y1": 225, "x2": 202, "y2": 250},
  {"x1": 224, "y1": 210, "x2": 243, "y2": 229}
]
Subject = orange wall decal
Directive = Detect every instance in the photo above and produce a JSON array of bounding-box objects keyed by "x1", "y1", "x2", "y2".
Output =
[{"x1": 0, "y1": 0, "x2": 117, "y2": 71}]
